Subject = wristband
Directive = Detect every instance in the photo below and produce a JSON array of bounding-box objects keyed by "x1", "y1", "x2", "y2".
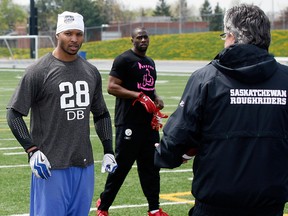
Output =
[{"x1": 28, "y1": 147, "x2": 39, "y2": 161}]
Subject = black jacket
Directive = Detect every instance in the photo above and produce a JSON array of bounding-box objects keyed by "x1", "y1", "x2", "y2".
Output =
[{"x1": 155, "y1": 44, "x2": 288, "y2": 208}]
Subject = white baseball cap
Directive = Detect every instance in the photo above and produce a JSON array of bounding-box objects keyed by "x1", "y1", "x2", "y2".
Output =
[{"x1": 56, "y1": 11, "x2": 84, "y2": 34}]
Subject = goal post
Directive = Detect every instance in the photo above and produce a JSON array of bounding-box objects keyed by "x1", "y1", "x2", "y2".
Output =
[{"x1": 0, "y1": 35, "x2": 55, "y2": 60}]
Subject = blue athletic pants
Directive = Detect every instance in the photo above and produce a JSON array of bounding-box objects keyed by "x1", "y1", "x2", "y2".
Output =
[{"x1": 30, "y1": 165, "x2": 94, "y2": 216}]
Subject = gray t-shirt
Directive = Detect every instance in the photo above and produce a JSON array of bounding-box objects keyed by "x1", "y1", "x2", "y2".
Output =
[{"x1": 8, "y1": 53, "x2": 108, "y2": 169}]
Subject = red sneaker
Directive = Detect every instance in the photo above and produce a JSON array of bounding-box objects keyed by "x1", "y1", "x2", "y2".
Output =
[
  {"x1": 148, "y1": 208, "x2": 169, "y2": 216},
  {"x1": 96, "y1": 198, "x2": 109, "y2": 216}
]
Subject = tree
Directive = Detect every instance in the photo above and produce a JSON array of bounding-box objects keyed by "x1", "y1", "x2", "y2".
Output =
[
  {"x1": 57, "y1": 0, "x2": 108, "y2": 27},
  {"x1": 275, "y1": 7, "x2": 288, "y2": 29},
  {"x1": 153, "y1": 0, "x2": 171, "y2": 17},
  {"x1": 103, "y1": 0, "x2": 134, "y2": 23},
  {"x1": 35, "y1": 0, "x2": 109, "y2": 32},
  {"x1": 34, "y1": 0, "x2": 58, "y2": 32},
  {"x1": 200, "y1": 0, "x2": 212, "y2": 22},
  {"x1": 210, "y1": 3, "x2": 224, "y2": 31},
  {"x1": 0, "y1": 0, "x2": 27, "y2": 35}
]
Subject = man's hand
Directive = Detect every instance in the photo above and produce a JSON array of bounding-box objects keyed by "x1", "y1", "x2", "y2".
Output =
[
  {"x1": 29, "y1": 150, "x2": 51, "y2": 180},
  {"x1": 133, "y1": 92, "x2": 157, "y2": 113},
  {"x1": 101, "y1": 154, "x2": 118, "y2": 173},
  {"x1": 151, "y1": 110, "x2": 168, "y2": 131},
  {"x1": 182, "y1": 148, "x2": 198, "y2": 163}
]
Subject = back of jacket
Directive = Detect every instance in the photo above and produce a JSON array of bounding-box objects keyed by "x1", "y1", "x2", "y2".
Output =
[{"x1": 156, "y1": 44, "x2": 288, "y2": 208}]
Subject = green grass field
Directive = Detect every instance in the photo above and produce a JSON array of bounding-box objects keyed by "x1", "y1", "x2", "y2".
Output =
[
  {"x1": 0, "y1": 30, "x2": 287, "y2": 216},
  {"x1": 0, "y1": 69, "x2": 195, "y2": 216},
  {"x1": 2, "y1": 68, "x2": 288, "y2": 216},
  {"x1": 1, "y1": 30, "x2": 287, "y2": 61}
]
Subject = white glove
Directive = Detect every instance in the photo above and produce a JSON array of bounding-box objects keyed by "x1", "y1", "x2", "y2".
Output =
[
  {"x1": 182, "y1": 148, "x2": 198, "y2": 163},
  {"x1": 29, "y1": 150, "x2": 51, "y2": 179},
  {"x1": 101, "y1": 154, "x2": 118, "y2": 173},
  {"x1": 182, "y1": 154, "x2": 194, "y2": 160}
]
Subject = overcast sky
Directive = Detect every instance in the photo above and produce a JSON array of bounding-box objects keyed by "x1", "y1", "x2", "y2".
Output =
[
  {"x1": 120, "y1": 0, "x2": 287, "y2": 13},
  {"x1": 13, "y1": 0, "x2": 287, "y2": 13}
]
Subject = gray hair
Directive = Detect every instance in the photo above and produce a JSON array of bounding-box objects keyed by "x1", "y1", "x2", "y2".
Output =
[{"x1": 224, "y1": 4, "x2": 271, "y2": 50}]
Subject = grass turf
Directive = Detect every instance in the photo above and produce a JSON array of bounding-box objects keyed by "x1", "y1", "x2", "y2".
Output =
[
  {"x1": 0, "y1": 69, "x2": 193, "y2": 216},
  {"x1": 1, "y1": 68, "x2": 288, "y2": 216}
]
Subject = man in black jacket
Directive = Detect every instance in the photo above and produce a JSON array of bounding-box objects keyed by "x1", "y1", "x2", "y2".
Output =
[{"x1": 155, "y1": 4, "x2": 288, "y2": 216}]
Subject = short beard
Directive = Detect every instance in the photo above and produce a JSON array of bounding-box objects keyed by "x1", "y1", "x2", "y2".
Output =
[
  {"x1": 136, "y1": 46, "x2": 147, "y2": 53},
  {"x1": 59, "y1": 42, "x2": 81, "y2": 56}
]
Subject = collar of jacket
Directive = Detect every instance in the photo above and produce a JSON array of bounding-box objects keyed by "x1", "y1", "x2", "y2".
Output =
[{"x1": 211, "y1": 44, "x2": 278, "y2": 84}]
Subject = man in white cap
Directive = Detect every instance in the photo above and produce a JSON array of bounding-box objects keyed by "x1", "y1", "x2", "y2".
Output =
[{"x1": 7, "y1": 11, "x2": 117, "y2": 216}]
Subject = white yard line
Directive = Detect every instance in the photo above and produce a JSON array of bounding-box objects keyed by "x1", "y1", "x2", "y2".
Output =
[
  {"x1": 9, "y1": 201, "x2": 193, "y2": 216},
  {"x1": 0, "y1": 147, "x2": 22, "y2": 150},
  {"x1": 4, "y1": 152, "x2": 26, "y2": 155},
  {"x1": 0, "y1": 164, "x2": 28, "y2": 168},
  {"x1": 0, "y1": 161, "x2": 192, "y2": 174}
]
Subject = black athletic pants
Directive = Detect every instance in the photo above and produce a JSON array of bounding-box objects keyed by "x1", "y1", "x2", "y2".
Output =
[{"x1": 98, "y1": 124, "x2": 161, "y2": 212}]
